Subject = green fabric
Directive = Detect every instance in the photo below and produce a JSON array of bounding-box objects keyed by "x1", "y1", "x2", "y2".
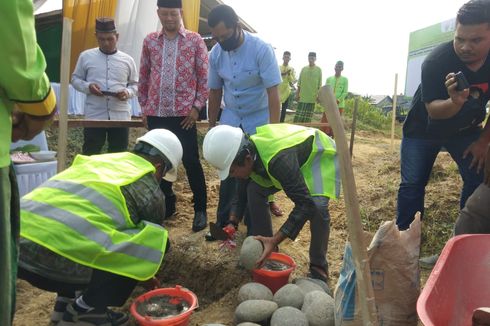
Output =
[
  {"x1": 0, "y1": 166, "x2": 20, "y2": 326},
  {"x1": 21, "y1": 152, "x2": 168, "y2": 281},
  {"x1": 279, "y1": 65, "x2": 296, "y2": 103},
  {"x1": 326, "y1": 75, "x2": 349, "y2": 108},
  {"x1": 0, "y1": 0, "x2": 52, "y2": 167},
  {"x1": 293, "y1": 102, "x2": 315, "y2": 123},
  {"x1": 36, "y1": 22, "x2": 62, "y2": 82},
  {"x1": 0, "y1": 167, "x2": 13, "y2": 325},
  {"x1": 298, "y1": 66, "x2": 322, "y2": 103},
  {"x1": 250, "y1": 124, "x2": 339, "y2": 198}
]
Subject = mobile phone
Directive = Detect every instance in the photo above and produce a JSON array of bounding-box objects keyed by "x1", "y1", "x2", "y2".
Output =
[
  {"x1": 101, "y1": 90, "x2": 118, "y2": 97},
  {"x1": 454, "y1": 71, "x2": 470, "y2": 91}
]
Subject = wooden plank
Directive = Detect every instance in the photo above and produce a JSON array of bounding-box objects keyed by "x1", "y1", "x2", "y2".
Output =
[
  {"x1": 318, "y1": 86, "x2": 379, "y2": 326},
  {"x1": 57, "y1": 17, "x2": 72, "y2": 172},
  {"x1": 51, "y1": 119, "x2": 331, "y2": 129},
  {"x1": 390, "y1": 73, "x2": 398, "y2": 151},
  {"x1": 349, "y1": 97, "x2": 359, "y2": 157}
]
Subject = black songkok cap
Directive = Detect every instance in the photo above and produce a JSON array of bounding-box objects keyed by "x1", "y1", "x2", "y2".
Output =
[
  {"x1": 308, "y1": 52, "x2": 317, "y2": 57},
  {"x1": 157, "y1": 0, "x2": 182, "y2": 8},
  {"x1": 95, "y1": 17, "x2": 116, "y2": 32}
]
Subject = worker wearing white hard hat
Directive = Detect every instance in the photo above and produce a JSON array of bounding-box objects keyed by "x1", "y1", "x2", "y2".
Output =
[
  {"x1": 18, "y1": 129, "x2": 182, "y2": 325},
  {"x1": 203, "y1": 124, "x2": 340, "y2": 282}
]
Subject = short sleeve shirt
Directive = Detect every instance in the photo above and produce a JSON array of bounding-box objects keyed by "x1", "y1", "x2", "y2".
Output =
[
  {"x1": 208, "y1": 31, "x2": 281, "y2": 134},
  {"x1": 403, "y1": 41, "x2": 490, "y2": 138}
]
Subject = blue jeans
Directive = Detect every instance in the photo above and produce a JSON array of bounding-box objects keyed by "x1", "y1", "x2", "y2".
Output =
[{"x1": 397, "y1": 132, "x2": 483, "y2": 230}]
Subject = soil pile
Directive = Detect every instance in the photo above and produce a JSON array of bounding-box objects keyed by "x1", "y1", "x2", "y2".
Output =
[{"x1": 13, "y1": 131, "x2": 459, "y2": 325}]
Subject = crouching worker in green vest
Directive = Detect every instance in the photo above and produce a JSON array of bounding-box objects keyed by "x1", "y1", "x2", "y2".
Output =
[
  {"x1": 203, "y1": 124, "x2": 340, "y2": 282},
  {"x1": 17, "y1": 128, "x2": 183, "y2": 326}
]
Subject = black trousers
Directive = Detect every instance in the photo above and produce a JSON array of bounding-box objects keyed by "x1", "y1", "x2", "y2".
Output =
[
  {"x1": 18, "y1": 267, "x2": 137, "y2": 309},
  {"x1": 280, "y1": 94, "x2": 293, "y2": 123},
  {"x1": 82, "y1": 127, "x2": 129, "y2": 155},
  {"x1": 147, "y1": 116, "x2": 207, "y2": 212}
]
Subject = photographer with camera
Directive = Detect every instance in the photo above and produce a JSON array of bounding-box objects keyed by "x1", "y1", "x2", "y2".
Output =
[{"x1": 397, "y1": 0, "x2": 490, "y2": 243}]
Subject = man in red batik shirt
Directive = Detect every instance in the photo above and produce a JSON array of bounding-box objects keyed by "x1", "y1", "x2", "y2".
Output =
[{"x1": 138, "y1": 0, "x2": 209, "y2": 232}]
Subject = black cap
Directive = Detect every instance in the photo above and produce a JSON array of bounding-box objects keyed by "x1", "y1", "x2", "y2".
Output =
[
  {"x1": 336, "y1": 60, "x2": 344, "y2": 67},
  {"x1": 95, "y1": 17, "x2": 116, "y2": 33},
  {"x1": 308, "y1": 52, "x2": 316, "y2": 57},
  {"x1": 157, "y1": 0, "x2": 182, "y2": 8}
]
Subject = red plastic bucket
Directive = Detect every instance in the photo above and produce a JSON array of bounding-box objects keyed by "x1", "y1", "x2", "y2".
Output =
[
  {"x1": 417, "y1": 234, "x2": 490, "y2": 326},
  {"x1": 252, "y1": 252, "x2": 296, "y2": 293},
  {"x1": 130, "y1": 285, "x2": 198, "y2": 326}
]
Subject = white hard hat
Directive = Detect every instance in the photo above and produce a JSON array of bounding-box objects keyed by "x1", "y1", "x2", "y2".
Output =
[
  {"x1": 136, "y1": 129, "x2": 183, "y2": 182},
  {"x1": 203, "y1": 125, "x2": 244, "y2": 180}
]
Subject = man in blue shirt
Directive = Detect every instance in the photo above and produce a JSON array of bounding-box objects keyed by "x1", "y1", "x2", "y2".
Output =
[{"x1": 206, "y1": 4, "x2": 282, "y2": 238}]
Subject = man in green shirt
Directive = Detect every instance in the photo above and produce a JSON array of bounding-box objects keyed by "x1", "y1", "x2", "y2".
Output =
[
  {"x1": 294, "y1": 52, "x2": 322, "y2": 123},
  {"x1": 0, "y1": 1, "x2": 57, "y2": 324},
  {"x1": 279, "y1": 51, "x2": 297, "y2": 122},
  {"x1": 322, "y1": 60, "x2": 348, "y2": 136}
]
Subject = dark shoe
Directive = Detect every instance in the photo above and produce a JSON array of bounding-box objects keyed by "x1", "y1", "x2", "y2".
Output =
[
  {"x1": 51, "y1": 296, "x2": 74, "y2": 323},
  {"x1": 307, "y1": 264, "x2": 329, "y2": 283},
  {"x1": 58, "y1": 303, "x2": 129, "y2": 326},
  {"x1": 192, "y1": 211, "x2": 207, "y2": 232},
  {"x1": 205, "y1": 231, "x2": 217, "y2": 241},
  {"x1": 165, "y1": 194, "x2": 176, "y2": 218}
]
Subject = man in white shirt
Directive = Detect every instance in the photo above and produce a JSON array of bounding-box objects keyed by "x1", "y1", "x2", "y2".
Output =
[{"x1": 71, "y1": 17, "x2": 138, "y2": 155}]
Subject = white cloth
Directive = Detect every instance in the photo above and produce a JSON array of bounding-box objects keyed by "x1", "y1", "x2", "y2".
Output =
[
  {"x1": 71, "y1": 48, "x2": 138, "y2": 120},
  {"x1": 14, "y1": 161, "x2": 57, "y2": 197},
  {"x1": 114, "y1": 0, "x2": 160, "y2": 71}
]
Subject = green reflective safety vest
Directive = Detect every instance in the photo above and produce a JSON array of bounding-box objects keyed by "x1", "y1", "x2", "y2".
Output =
[
  {"x1": 250, "y1": 124, "x2": 340, "y2": 199},
  {"x1": 20, "y1": 152, "x2": 168, "y2": 281}
]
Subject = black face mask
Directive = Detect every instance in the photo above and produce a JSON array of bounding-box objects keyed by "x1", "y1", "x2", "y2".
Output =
[{"x1": 219, "y1": 27, "x2": 241, "y2": 51}]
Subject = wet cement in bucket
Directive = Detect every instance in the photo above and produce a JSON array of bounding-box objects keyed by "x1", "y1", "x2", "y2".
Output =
[
  {"x1": 260, "y1": 259, "x2": 291, "y2": 271},
  {"x1": 136, "y1": 295, "x2": 191, "y2": 319}
]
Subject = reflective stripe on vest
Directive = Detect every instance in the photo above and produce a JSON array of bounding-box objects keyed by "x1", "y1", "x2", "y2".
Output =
[
  {"x1": 20, "y1": 152, "x2": 167, "y2": 280},
  {"x1": 250, "y1": 124, "x2": 340, "y2": 198},
  {"x1": 22, "y1": 199, "x2": 162, "y2": 264},
  {"x1": 41, "y1": 179, "x2": 127, "y2": 228}
]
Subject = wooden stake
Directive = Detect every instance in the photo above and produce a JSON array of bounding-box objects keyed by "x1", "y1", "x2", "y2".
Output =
[
  {"x1": 57, "y1": 17, "x2": 72, "y2": 172},
  {"x1": 349, "y1": 97, "x2": 359, "y2": 157},
  {"x1": 318, "y1": 86, "x2": 379, "y2": 326},
  {"x1": 390, "y1": 73, "x2": 398, "y2": 151}
]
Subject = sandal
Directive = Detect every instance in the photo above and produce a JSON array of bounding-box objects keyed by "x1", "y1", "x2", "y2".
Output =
[
  {"x1": 307, "y1": 264, "x2": 328, "y2": 283},
  {"x1": 269, "y1": 201, "x2": 283, "y2": 217}
]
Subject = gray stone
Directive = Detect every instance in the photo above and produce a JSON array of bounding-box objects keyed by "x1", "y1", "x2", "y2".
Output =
[
  {"x1": 295, "y1": 277, "x2": 332, "y2": 296},
  {"x1": 240, "y1": 236, "x2": 264, "y2": 270},
  {"x1": 293, "y1": 277, "x2": 329, "y2": 295},
  {"x1": 235, "y1": 299, "x2": 278, "y2": 324},
  {"x1": 301, "y1": 290, "x2": 335, "y2": 326},
  {"x1": 271, "y1": 306, "x2": 308, "y2": 326},
  {"x1": 273, "y1": 284, "x2": 304, "y2": 309},
  {"x1": 236, "y1": 323, "x2": 261, "y2": 326},
  {"x1": 238, "y1": 282, "x2": 273, "y2": 303},
  {"x1": 202, "y1": 324, "x2": 227, "y2": 326}
]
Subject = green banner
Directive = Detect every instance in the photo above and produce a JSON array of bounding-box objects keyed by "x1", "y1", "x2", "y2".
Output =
[{"x1": 405, "y1": 18, "x2": 455, "y2": 96}]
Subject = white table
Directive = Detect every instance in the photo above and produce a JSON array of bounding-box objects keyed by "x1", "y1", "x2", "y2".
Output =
[
  {"x1": 13, "y1": 161, "x2": 57, "y2": 197},
  {"x1": 11, "y1": 131, "x2": 58, "y2": 197}
]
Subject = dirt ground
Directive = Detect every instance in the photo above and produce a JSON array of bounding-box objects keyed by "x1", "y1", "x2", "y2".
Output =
[{"x1": 13, "y1": 130, "x2": 461, "y2": 325}]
